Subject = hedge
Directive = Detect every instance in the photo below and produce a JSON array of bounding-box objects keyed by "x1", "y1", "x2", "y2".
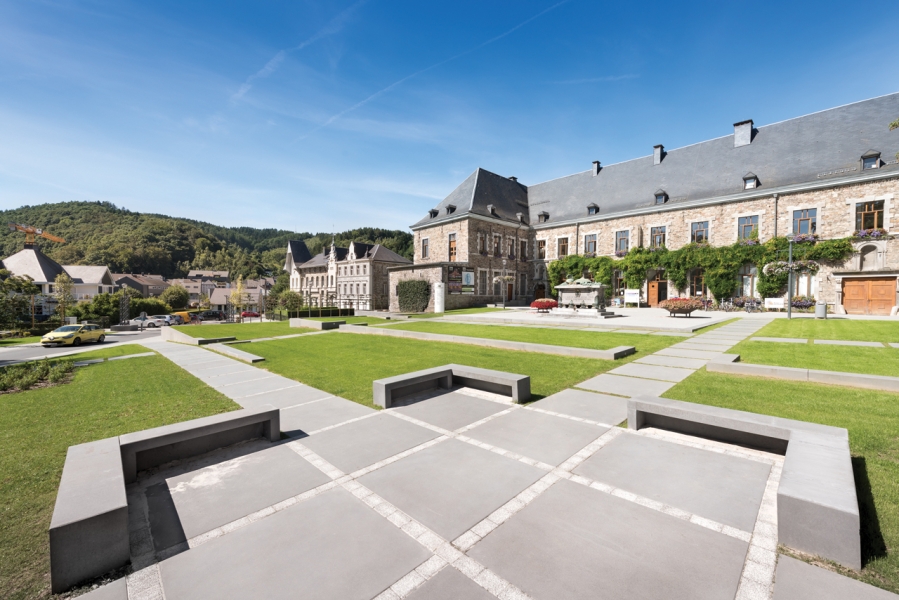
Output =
[{"x1": 398, "y1": 280, "x2": 431, "y2": 313}]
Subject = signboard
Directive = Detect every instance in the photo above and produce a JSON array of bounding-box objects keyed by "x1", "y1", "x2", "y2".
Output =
[
  {"x1": 764, "y1": 298, "x2": 785, "y2": 309},
  {"x1": 461, "y1": 268, "x2": 475, "y2": 295},
  {"x1": 624, "y1": 289, "x2": 641, "y2": 305},
  {"x1": 447, "y1": 266, "x2": 463, "y2": 295}
]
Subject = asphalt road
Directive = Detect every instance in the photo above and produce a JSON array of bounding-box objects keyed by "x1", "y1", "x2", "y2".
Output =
[{"x1": 0, "y1": 329, "x2": 162, "y2": 366}]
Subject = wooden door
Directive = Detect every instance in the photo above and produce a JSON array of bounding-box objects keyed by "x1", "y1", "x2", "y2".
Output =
[
  {"x1": 842, "y1": 278, "x2": 896, "y2": 315},
  {"x1": 535, "y1": 285, "x2": 545, "y2": 299},
  {"x1": 648, "y1": 281, "x2": 659, "y2": 307},
  {"x1": 507, "y1": 284, "x2": 514, "y2": 301}
]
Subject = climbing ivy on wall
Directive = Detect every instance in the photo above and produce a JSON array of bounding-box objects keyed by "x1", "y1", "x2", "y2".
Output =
[{"x1": 546, "y1": 237, "x2": 856, "y2": 300}]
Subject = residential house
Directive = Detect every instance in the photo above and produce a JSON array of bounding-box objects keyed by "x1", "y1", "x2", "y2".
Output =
[{"x1": 113, "y1": 273, "x2": 170, "y2": 298}]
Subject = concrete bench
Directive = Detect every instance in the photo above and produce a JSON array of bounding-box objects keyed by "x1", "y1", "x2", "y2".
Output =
[
  {"x1": 289, "y1": 318, "x2": 343, "y2": 330},
  {"x1": 627, "y1": 395, "x2": 860, "y2": 570},
  {"x1": 50, "y1": 406, "x2": 280, "y2": 592},
  {"x1": 120, "y1": 406, "x2": 279, "y2": 483},
  {"x1": 373, "y1": 364, "x2": 530, "y2": 408},
  {"x1": 208, "y1": 342, "x2": 265, "y2": 363}
]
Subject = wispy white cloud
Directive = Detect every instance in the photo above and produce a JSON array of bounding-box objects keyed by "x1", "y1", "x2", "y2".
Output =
[
  {"x1": 547, "y1": 74, "x2": 640, "y2": 84},
  {"x1": 296, "y1": 0, "x2": 572, "y2": 141},
  {"x1": 231, "y1": 0, "x2": 369, "y2": 101}
]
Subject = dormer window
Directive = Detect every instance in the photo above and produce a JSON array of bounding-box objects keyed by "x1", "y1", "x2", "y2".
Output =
[
  {"x1": 446, "y1": 204, "x2": 456, "y2": 214},
  {"x1": 743, "y1": 173, "x2": 758, "y2": 190},
  {"x1": 486, "y1": 204, "x2": 496, "y2": 216},
  {"x1": 862, "y1": 151, "x2": 880, "y2": 170},
  {"x1": 538, "y1": 211, "x2": 549, "y2": 224},
  {"x1": 654, "y1": 190, "x2": 668, "y2": 205},
  {"x1": 428, "y1": 209, "x2": 438, "y2": 218},
  {"x1": 587, "y1": 203, "x2": 599, "y2": 215}
]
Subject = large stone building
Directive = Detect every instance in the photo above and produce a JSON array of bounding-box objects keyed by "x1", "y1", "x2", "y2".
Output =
[
  {"x1": 284, "y1": 239, "x2": 412, "y2": 310},
  {"x1": 393, "y1": 93, "x2": 899, "y2": 315}
]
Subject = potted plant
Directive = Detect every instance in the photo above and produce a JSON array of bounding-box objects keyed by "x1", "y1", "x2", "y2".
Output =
[
  {"x1": 530, "y1": 298, "x2": 558, "y2": 313},
  {"x1": 658, "y1": 297, "x2": 704, "y2": 317}
]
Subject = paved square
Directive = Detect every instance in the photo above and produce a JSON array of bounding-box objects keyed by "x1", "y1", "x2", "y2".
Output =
[
  {"x1": 359, "y1": 439, "x2": 544, "y2": 540},
  {"x1": 279, "y1": 396, "x2": 374, "y2": 436},
  {"x1": 393, "y1": 390, "x2": 508, "y2": 431},
  {"x1": 529, "y1": 389, "x2": 627, "y2": 425},
  {"x1": 405, "y1": 566, "x2": 495, "y2": 600},
  {"x1": 772, "y1": 555, "x2": 897, "y2": 600},
  {"x1": 302, "y1": 413, "x2": 438, "y2": 473},
  {"x1": 574, "y1": 433, "x2": 770, "y2": 531},
  {"x1": 469, "y1": 479, "x2": 748, "y2": 600},
  {"x1": 148, "y1": 444, "x2": 330, "y2": 544},
  {"x1": 159, "y1": 487, "x2": 432, "y2": 599},
  {"x1": 466, "y1": 408, "x2": 605, "y2": 466}
]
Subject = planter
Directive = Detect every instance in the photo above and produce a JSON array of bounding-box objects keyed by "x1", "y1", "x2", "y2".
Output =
[{"x1": 664, "y1": 308, "x2": 697, "y2": 317}]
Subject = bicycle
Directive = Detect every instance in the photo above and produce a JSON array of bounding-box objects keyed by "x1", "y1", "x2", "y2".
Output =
[{"x1": 744, "y1": 299, "x2": 760, "y2": 313}]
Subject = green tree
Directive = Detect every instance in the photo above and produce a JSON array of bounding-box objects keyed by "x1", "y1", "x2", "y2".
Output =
[
  {"x1": 160, "y1": 284, "x2": 189, "y2": 309},
  {"x1": 54, "y1": 272, "x2": 75, "y2": 321},
  {"x1": 280, "y1": 291, "x2": 304, "y2": 311},
  {"x1": 0, "y1": 270, "x2": 40, "y2": 328},
  {"x1": 229, "y1": 275, "x2": 246, "y2": 318}
]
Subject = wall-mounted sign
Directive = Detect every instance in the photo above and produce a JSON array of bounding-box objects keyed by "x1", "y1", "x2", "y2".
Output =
[
  {"x1": 764, "y1": 298, "x2": 785, "y2": 309},
  {"x1": 461, "y1": 269, "x2": 475, "y2": 295}
]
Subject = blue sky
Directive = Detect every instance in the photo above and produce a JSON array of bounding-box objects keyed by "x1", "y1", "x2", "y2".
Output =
[{"x1": 1, "y1": 1, "x2": 897, "y2": 233}]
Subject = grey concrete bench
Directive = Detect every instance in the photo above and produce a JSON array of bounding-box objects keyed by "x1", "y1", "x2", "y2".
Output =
[
  {"x1": 628, "y1": 396, "x2": 860, "y2": 569},
  {"x1": 373, "y1": 364, "x2": 530, "y2": 408},
  {"x1": 50, "y1": 406, "x2": 280, "y2": 592},
  {"x1": 120, "y1": 406, "x2": 279, "y2": 483},
  {"x1": 207, "y1": 342, "x2": 265, "y2": 363},
  {"x1": 289, "y1": 318, "x2": 343, "y2": 330}
]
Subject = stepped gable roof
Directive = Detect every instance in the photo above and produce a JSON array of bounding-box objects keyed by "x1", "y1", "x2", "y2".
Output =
[
  {"x1": 528, "y1": 92, "x2": 899, "y2": 224},
  {"x1": 286, "y1": 240, "x2": 312, "y2": 264},
  {"x1": 368, "y1": 244, "x2": 412, "y2": 264},
  {"x1": 64, "y1": 265, "x2": 114, "y2": 285},
  {"x1": 0, "y1": 247, "x2": 65, "y2": 283},
  {"x1": 412, "y1": 168, "x2": 528, "y2": 229}
]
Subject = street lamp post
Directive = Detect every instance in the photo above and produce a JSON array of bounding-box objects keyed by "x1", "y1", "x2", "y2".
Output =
[
  {"x1": 787, "y1": 234, "x2": 794, "y2": 320},
  {"x1": 502, "y1": 259, "x2": 507, "y2": 310}
]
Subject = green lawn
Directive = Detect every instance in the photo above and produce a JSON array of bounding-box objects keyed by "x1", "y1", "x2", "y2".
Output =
[
  {"x1": 380, "y1": 321, "x2": 678, "y2": 356},
  {"x1": 0, "y1": 352, "x2": 239, "y2": 600},
  {"x1": 309, "y1": 316, "x2": 390, "y2": 325},
  {"x1": 665, "y1": 370, "x2": 899, "y2": 593},
  {"x1": 173, "y1": 322, "x2": 313, "y2": 340},
  {"x1": 694, "y1": 317, "x2": 741, "y2": 332},
  {"x1": 249, "y1": 334, "x2": 618, "y2": 408},
  {"x1": 0, "y1": 336, "x2": 43, "y2": 347},
  {"x1": 752, "y1": 319, "x2": 899, "y2": 343},
  {"x1": 730, "y1": 339, "x2": 899, "y2": 377},
  {"x1": 407, "y1": 307, "x2": 504, "y2": 319}
]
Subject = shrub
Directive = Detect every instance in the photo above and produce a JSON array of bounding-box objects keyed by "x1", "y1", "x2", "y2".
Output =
[
  {"x1": 160, "y1": 285, "x2": 190, "y2": 309},
  {"x1": 659, "y1": 297, "x2": 704, "y2": 311},
  {"x1": 0, "y1": 359, "x2": 73, "y2": 393},
  {"x1": 397, "y1": 280, "x2": 431, "y2": 313},
  {"x1": 130, "y1": 297, "x2": 172, "y2": 319},
  {"x1": 530, "y1": 299, "x2": 558, "y2": 310}
]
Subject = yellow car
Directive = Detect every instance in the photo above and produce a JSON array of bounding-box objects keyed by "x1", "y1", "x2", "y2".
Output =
[{"x1": 41, "y1": 324, "x2": 106, "y2": 347}]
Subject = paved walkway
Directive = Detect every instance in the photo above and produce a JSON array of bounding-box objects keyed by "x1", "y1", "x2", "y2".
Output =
[
  {"x1": 576, "y1": 319, "x2": 774, "y2": 397},
  {"x1": 88, "y1": 332, "x2": 892, "y2": 600}
]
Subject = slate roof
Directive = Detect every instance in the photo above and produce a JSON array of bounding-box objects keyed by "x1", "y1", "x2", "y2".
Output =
[
  {"x1": 64, "y1": 265, "x2": 114, "y2": 285},
  {"x1": 0, "y1": 247, "x2": 65, "y2": 283},
  {"x1": 368, "y1": 245, "x2": 412, "y2": 264},
  {"x1": 286, "y1": 240, "x2": 312, "y2": 264},
  {"x1": 412, "y1": 92, "x2": 899, "y2": 229}
]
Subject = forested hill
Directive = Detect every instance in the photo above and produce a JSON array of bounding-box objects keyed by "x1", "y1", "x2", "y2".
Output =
[{"x1": 1, "y1": 201, "x2": 414, "y2": 279}]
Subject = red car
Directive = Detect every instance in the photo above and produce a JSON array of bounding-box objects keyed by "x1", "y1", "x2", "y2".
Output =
[{"x1": 241, "y1": 311, "x2": 260, "y2": 318}]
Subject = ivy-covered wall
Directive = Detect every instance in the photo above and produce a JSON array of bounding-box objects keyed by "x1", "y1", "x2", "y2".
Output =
[
  {"x1": 546, "y1": 237, "x2": 856, "y2": 300},
  {"x1": 397, "y1": 279, "x2": 431, "y2": 312}
]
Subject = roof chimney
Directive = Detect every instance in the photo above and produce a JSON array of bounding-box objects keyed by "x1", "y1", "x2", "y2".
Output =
[
  {"x1": 653, "y1": 145, "x2": 664, "y2": 165},
  {"x1": 592, "y1": 161, "x2": 601, "y2": 176},
  {"x1": 508, "y1": 176, "x2": 518, "y2": 182},
  {"x1": 734, "y1": 119, "x2": 753, "y2": 147}
]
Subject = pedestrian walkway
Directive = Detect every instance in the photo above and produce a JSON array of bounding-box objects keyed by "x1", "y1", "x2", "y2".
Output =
[{"x1": 576, "y1": 319, "x2": 774, "y2": 397}]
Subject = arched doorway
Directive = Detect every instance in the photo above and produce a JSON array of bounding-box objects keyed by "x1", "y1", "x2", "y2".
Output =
[{"x1": 534, "y1": 284, "x2": 546, "y2": 300}]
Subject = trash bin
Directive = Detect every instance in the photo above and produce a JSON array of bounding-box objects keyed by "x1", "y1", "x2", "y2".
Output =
[{"x1": 815, "y1": 302, "x2": 827, "y2": 319}]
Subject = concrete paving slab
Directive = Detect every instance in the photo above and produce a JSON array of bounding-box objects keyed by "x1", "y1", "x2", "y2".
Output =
[
  {"x1": 75, "y1": 578, "x2": 127, "y2": 600},
  {"x1": 635, "y1": 354, "x2": 709, "y2": 369},
  {"x1": 609, "y1": 363, "x2": 695, "y2": 383},
  {"x1": 212, "y1": 376, "x2": 295, "y2": 400},
  {"x1": 238, "y1": 384, "x2": 330, "y2": 410},
  {"x1": 772, "y1": 555, "x2": 898, "y2": 599},
  {"x1": 159, "y1": 487, "x2": 432, "y2": 600},
  {"x1": 751, "y1": 337, "x2": 808, "y2": 343},
  {"x1": 577, "y1": 374, "x2": 675, "y2": 398},
  {"x1": 466, "y1": 409, "x2": 607, "y2": 466},
  {"x1": 469, "y1": 479, "x2": 748, "y2": 600},
  {"x1": 671, "y1": 342, "x2": 736, "y2": 351},
  {"x1": 279, "y1": 396, "x2": 375, "y2": 436},
  {"x1": 529, "y1": 389, "x2": 628, "y2": 425},
  {"x1": 207, "y1": 370, "x2": 280, "y2": 388},
  {"x1": 302, "y1": 413, "x2": 438, "y2": 474},
  {"x1": 656, "y1": 347, "x2": 724, "y2": 360},
  {"x1": 814, "y1": 339, "x2": 885, "y2": 347},
  {"x1": 359, "y1": 439, "x2": 543, "y2": 540},
  {"x1": 649, "y1": 331, "x2": 694, "y2": 337},
  {"x1": 406, "y1": 565, "x2": 495, "y2": 600},
  {"x1": 890, "y1": 343, "x2": 899, "y2": 349},
  {"x1": 393, "y1": 391, "x2": 507, "y2": 431},
  {"x1": 148, "y1": 444, "x2": 331, "y2": 545},
  {"x1": 574, "y1": 433, "x2": 769, "y2": 531},
  {"x1": 190, "y1": 363, "x2": 257, "y2": 377}
]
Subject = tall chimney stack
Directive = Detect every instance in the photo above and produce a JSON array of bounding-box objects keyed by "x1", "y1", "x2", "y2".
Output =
[
  {"x1": 592, "y1": 161, "x2": 601, "y2": 176},
  {"x1": 653, "y1": 145, "x2": 664, "y2": 165},
  {"x1": 734, "y1": 120, "x2": 753, "y2": 147}
]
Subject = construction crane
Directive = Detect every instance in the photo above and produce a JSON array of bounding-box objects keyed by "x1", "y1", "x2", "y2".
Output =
[{"x1": 7, "y1": 223, "x2": 66, "y2": 248}]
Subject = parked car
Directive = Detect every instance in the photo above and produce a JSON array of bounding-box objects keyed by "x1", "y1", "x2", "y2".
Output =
[
  {"x1": 241, "y1": 311, "x2": 260, "y2": 318},
  {"x1": 168, "y1": 314, "x2": 185, "y2": 325},
  {"x1": 198, "y1": 310, "x2": 225, "y2": 321},
  {"x1": 128, "y1": 315, "x2": 168, "y2": 328},
  {"x1": 41, "y1": 324, "x2": 105, "y2": 346},
  {"x1": 150, "y1": 315, "x2": 175, "y2": 326}
]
